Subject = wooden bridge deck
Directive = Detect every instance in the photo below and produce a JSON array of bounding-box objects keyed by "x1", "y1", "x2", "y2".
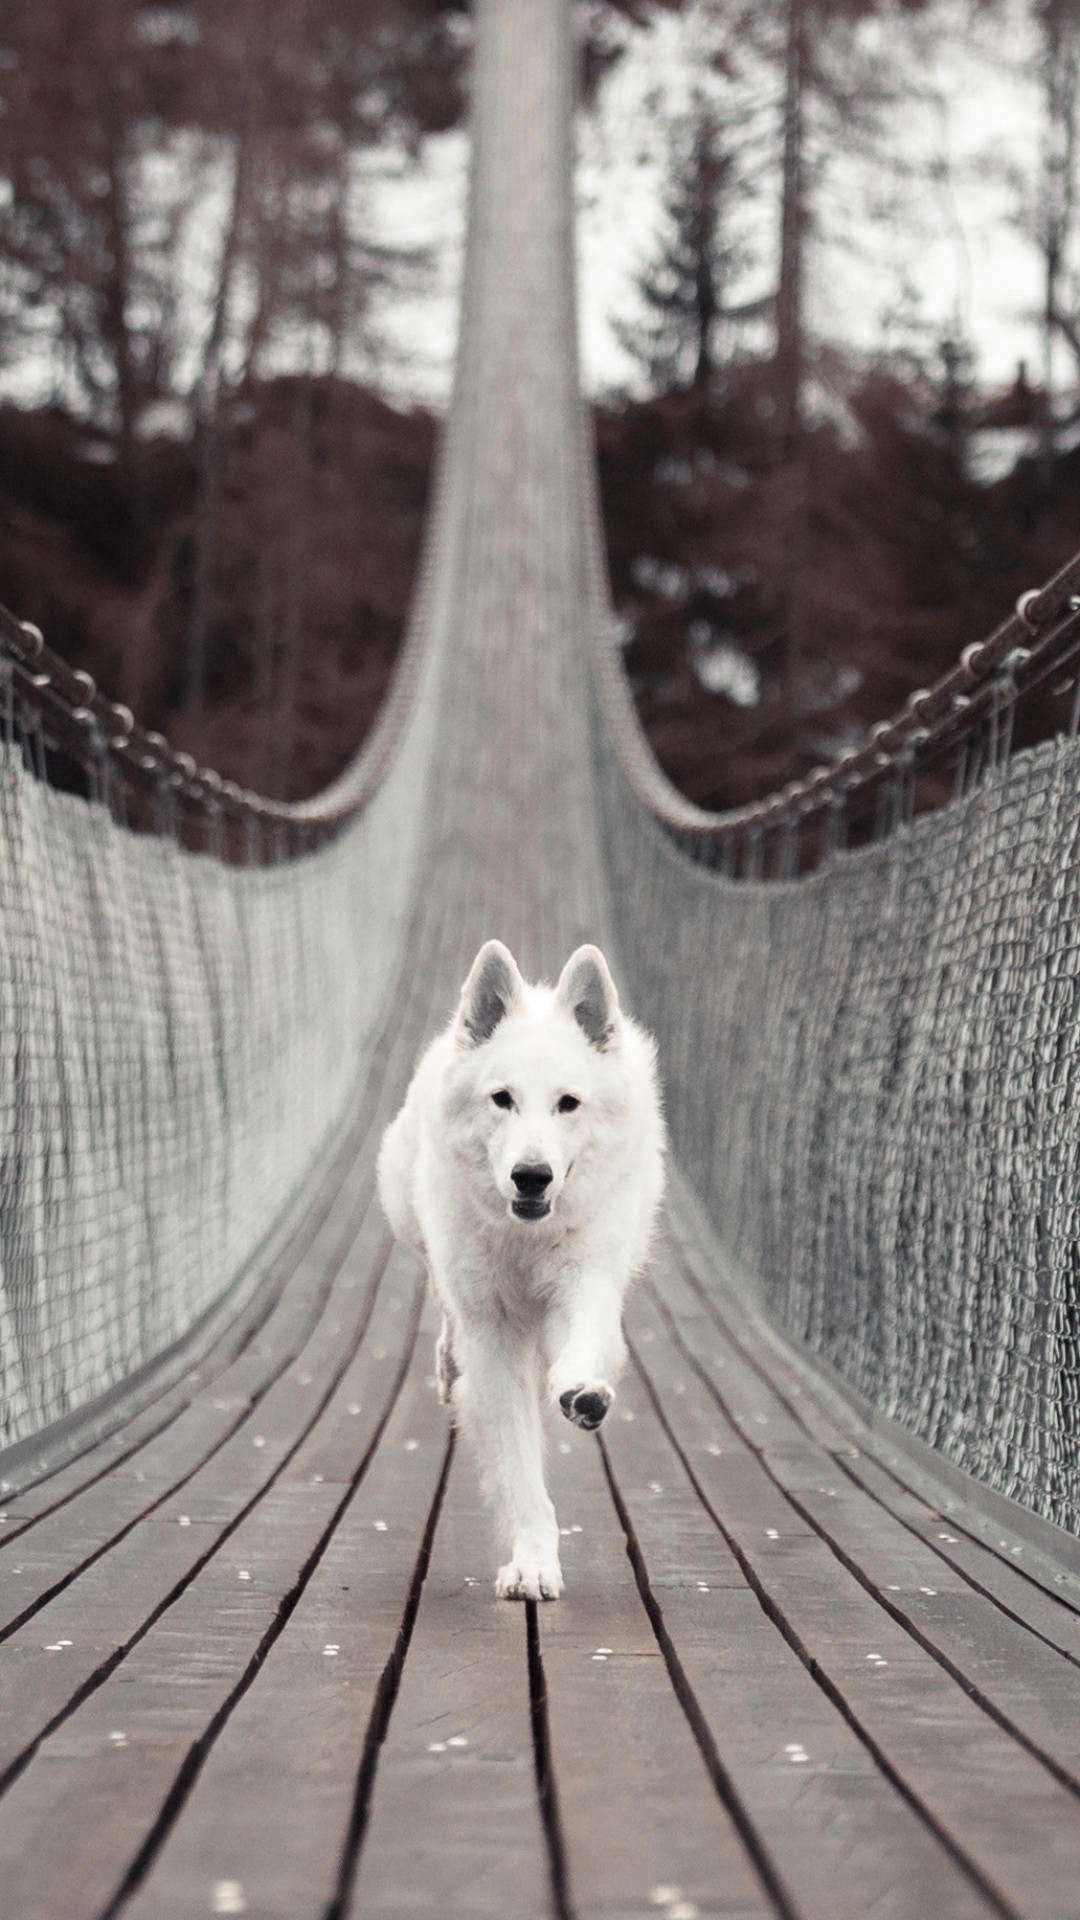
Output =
[
  {"x1": 3, "y1": 1068, "x2": 1080, "y2": 1920},
  {"x1": 4, "y1": 2, "x2": 1080, "y2": 1914}
]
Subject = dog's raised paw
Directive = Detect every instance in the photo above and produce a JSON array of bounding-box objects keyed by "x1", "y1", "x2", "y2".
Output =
[
  {"x1": 558, "y1": 1382, "x2": 613, "y2": 1431},
  {"x1": 495, "y1": 1559, "x2": 564, "y2": 1601}
]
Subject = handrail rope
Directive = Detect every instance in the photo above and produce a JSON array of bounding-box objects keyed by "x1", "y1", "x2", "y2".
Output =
[
  {"x1": 587, "y1": 507, "x2": 1080, "y2": 876},
  {"x1": 4, "y1": 420, "x2": 1080, "y2": 872},
  {"x1": 0, "y1": 435, "x2": 451, "y2": 861}
]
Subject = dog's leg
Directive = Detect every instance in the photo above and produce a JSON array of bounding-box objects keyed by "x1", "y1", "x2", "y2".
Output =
[
  {"x1": 454, "y1": 1327, "x2": 562, "y2": 1600},
  {"x1": 547, "y1": 1272, "x2": 627, "y2": 1432},
  {"x1": 434, "y1": 1315, "x2": 459, "y2": 1406}
]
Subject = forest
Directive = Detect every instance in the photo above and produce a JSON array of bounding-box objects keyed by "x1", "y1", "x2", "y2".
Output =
[{"x1": 1, "y1": 0, "x2": 1079, "y2": 808}]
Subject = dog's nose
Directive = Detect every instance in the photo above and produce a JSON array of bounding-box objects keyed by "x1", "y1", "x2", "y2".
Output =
[{"x1": 511, "y1": 1162, "x2": 553, "y2": 1199}]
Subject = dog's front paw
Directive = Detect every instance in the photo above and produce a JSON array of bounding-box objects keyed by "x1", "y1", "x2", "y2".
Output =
[
  {"x1": 558, "y1": 1381, "x2": 613, "y2": 1431},
  {"x1": 496, "y1": 1557, "x2": 564, "y2": 1601}
]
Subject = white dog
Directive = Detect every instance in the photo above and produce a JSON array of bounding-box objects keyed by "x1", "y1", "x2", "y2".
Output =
[{"x1": 377, "y1": 940, "x2": 665, "y2": 1600}]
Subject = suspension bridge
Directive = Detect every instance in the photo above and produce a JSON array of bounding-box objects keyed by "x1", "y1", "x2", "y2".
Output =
[{"x1": 2, "y1": 2, "x2": 1080, "y2": 1915}]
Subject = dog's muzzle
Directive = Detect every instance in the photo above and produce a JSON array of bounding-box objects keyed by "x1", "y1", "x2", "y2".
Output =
[{"x1": 511, "y1": 1161, "x2": 553, "y2": 1221}]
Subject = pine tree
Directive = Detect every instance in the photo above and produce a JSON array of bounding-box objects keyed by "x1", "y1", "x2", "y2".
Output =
[{"x1": 617, "y1": 91, "x2": 754, "y2": 394}]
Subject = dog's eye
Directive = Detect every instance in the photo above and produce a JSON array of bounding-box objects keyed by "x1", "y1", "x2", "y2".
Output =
[
  {"x1": 491, "y1": 1089, "x2": 514, "y2": 1110},
  {"x1": 557, "y1": 1094, "x2": 580, "y2": 1114}
]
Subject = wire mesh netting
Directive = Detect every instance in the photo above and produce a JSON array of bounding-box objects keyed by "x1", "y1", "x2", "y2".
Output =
[
  {"x1": 598, "y1": 731, "x2": 1080, "y2": 1536},
  {"x1": 0, "y1": 708, "x2": 432, "y2": 1446}
]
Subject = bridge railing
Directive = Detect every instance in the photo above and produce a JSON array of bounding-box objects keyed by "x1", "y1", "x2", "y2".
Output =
[
  {"x1": 6, "y1": 455, "x2": 1080, "y2": 878},
  {"x1": 0, "y1": 553, "x2": 438, "y2": 1453},
  {"x1": 0, "y1": 565, "x2": 433, "y2": 862},
  {"x1": 5, "y1": 0, "x2": 1080, "y2": 1559},
  {"x1": 590, "y1": 537, "x2": 1080, "y2": 879},
  {"x1": 589, "y1": 482, "x2": 1080, "y2": 1536}
]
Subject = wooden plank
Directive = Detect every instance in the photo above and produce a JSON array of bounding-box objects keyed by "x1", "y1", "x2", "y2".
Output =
[
  {"x1": 0, "y1": 1235, "x2": 408, "y2": 1795},
  {"x1": 540, "y1": 1417, "x2": 777, "y2": 1920},
  {"x1": 840, "y1": 1449, "x2": 1080, "y2": 1663},
  {"x1": 350, "y1": 1437, "x2": 550, "y2": 1918},
  {"x1": 0, "y1": 906, "x2": 438, "y2": 1555},
  {"x1": 665, "y1": 1183, "x2": 1080, "y2": 1624},
  {"x1": 0, "y1": 1071, "x2": 387, "y2": 1519},
  {"x1": 648, "y1": 1261, "x2": 1080, "y2": 1784},
  {"x1": 659, "y1": 1208, "x2": 1080, "y2": 1626},
  {"x1": 600, "y1": 1351, "x2": 996, "y2": 1920},
  {"x1": 118, "y1": 1325, "x2": 451, "y2": 1920},
  {"x1": 0, "y1": 1489, "x2": 341, "y2": 1920},
  {"x1": 0, "y1": 1255, "x2": 423, "y2": 1919},
  {"x1": 1, "y1": 1401, "x2": 196, "y2": 1537},
  {"x1": 0, "y1": 1181, "x2": 386, "y2": 1633},
  {"x1": 628, "y1": 1272, "x2": 1080, "y2": 1920}
]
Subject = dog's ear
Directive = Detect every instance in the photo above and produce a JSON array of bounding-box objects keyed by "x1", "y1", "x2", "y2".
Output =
[
  {"x1": 456, "y1": 940, "x2": 523, "y2": 1047},
  {"x1": 555, "y1": 946, "x2": 621, "y2": 1052}
]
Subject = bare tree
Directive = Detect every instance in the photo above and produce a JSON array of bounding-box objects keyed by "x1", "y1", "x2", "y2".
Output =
[{"x1": 0, "y1": 0, "x2": 465, "y2": 442}]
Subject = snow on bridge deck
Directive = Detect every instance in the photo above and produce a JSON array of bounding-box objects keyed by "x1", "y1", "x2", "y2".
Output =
[{"x1": 2, "y1": 1, "x2": 1080, "y2": 1914}]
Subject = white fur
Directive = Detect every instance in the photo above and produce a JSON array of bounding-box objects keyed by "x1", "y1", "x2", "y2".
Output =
[{"x1": 377, "y1": 940, "x2": 666, "y2": 1600}]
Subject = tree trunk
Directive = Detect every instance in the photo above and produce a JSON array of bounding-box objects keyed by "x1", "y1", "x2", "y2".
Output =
[
  {"x1": 98, "y1": 80, "x2": 140, "y2": 485},
  {"x1": 270, "y1": 377, "x2": 314, "y2": 801},
  {"x1": 1038, "y1": 0, "x2": 1080, "y2": 494},
  {"x1": 775, "y1": 0, "x2": 808, "y2": 459},
  {"x1": 249, "y1": 534, "x2": 279, "y2": 794},
  {"x1": 775, "y1": 0, "x2": 812, "y2": 750},
  {"x1": 182, "y1": 128, "x2": 255, "y2": 730},
  {"x1": 183, "y1": 419, "x2": 222, "y2": 731}
]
